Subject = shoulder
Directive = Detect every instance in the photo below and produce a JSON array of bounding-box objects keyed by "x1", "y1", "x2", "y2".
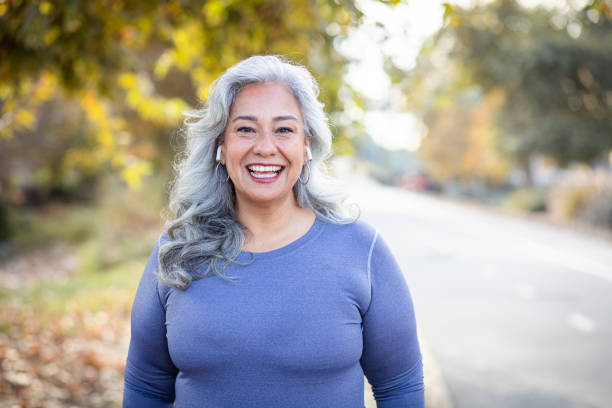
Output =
[
  {"x1": 318, "y1": 217, "x2": 378, "y2": 252},
  {"x1": 144, "y1": 231, "x2": 170, "y2": 272},
  {"x1": 322, "y1": 218, "x2": 400, "y2": 273},
  {"x1": 144, "y1": 231, "x2": 174, "y2": 302},
  {"x1": 158, "y1": 231, "x2": 171, "y2": 246}
]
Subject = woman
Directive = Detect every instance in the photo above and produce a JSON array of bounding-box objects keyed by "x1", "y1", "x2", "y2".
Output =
[{"x1": 123, "y1": 55, "x2": 424, "y2": 407}]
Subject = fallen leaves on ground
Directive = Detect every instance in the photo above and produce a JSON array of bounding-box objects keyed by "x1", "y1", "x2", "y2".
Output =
[{"x1": 0, "y1": 303, "x2": 130, "y2": 408}]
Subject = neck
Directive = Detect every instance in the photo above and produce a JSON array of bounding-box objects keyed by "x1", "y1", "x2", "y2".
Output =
[
  {"x1": 237, "y1": 193, "x2": 299, "y2": 236},
  {"x1": 236, "y1": 194, "x2": 315, "y2": 252}
]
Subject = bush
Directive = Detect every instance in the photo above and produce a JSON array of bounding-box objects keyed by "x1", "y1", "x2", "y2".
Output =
[
  {"x1": 503, "y1": 188, "x2": 548, "y2": 213},
  {"x1": 548, "y1": 185, "x2": 597, "y2": 221},
  {"x1": 0, "y1": 201, "x2": 12, "y2": 242}
]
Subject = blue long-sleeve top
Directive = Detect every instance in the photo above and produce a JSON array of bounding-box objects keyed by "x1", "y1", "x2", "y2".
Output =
[{"x1": 123, "y1": 217, "x2": 424, "y2": 407}]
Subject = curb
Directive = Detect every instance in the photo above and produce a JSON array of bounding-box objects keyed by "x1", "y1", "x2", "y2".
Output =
[{"x1": 420, "y1": 332, "x2": 454, "y2": 408}]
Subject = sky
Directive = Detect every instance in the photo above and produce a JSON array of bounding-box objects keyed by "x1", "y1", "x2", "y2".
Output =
[
  {"x1": 337, "y1": 0, "x2": 468, "y2": 151},
  {"x1": 340, "y1": 0, "x2": 571, "y2": 151}
]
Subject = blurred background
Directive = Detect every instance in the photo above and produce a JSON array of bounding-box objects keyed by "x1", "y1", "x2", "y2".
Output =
[{"x1": 1, "y1": 0, "x2": 611, "y2": 407}]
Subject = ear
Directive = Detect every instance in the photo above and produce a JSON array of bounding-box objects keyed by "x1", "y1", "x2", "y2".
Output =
[
  {"x1": 216, "y1": 145, "x2": 226, "y2": 165},
  {"x1": 304, "y1": 138, "x2": 312, "y2": 162}
]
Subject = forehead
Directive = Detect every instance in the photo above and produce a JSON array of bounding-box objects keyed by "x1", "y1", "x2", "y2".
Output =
[{"x1": 230, "y1": 83, "x2": 303, "y2": 120}]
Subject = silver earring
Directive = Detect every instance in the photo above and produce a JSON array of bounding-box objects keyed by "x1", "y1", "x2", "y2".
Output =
[
  {"x1": 298, "y1": 160, "x2": 311, "y2": 184},
  {"x1": 305, "y1": 146, "x2": 312, "y2": 161},
  {"x1": 215, "y1": 162, "x2": 230, "y2": 183},
  {"x1": 216, "y1": 146, "x2": 222, "y2": 162}
]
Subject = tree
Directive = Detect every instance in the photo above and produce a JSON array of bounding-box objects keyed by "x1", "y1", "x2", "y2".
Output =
[
  {"x1": 408, "y1": 0, "x2": 612, "y2": 182},
  {"x1": 0, "y1": 0, "x2": 386, "y2": 201}
]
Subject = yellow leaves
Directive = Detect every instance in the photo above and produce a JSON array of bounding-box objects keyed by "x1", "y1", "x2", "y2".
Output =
[
  {"x1": 0, "y1": 72, "x2": 60, "y2": 139},
  {"x1": 111, "y1": 151, "x2": 127, "y2": 168},
  {"x1": 154, "y1": 51, "x2": 173, "y2": 79},
  {"x1": 464, "y1": 90, "x2": 508, "y2": 183},
  {"x1": 33, "y1": 72, "x2": 58, "y2": 101},
  {"x1": 164, "y1": 98, "x2": 189, "y2": 119},
  {"x1": 0, "y1": 125, "x2": 10, "y2": 141},
  {"x1": 250, "y1": 26, "x2": 266, "y2": 52},
  {"x1": 39, "y1": 1, "x2": 53, "y2": 15},
  {"x1": 0, "y1": 83, "x2": 13, "y2": 99},
  {"x1": 118, "y1": 71, "x2": 189, "y2": 124},
  {"x1": 118, "y1": 72, "x2": 137, "y2": 89},
  {"x1": 80, "y1": 92, "x2": 107, "y2": 123},
  {"x1": 422, "y1": 89, "x2": 510, "y2": 184},
  {"x1": 170, "y1": 21, "x2": 206, "y2": 72},
  {"x1": 434, "y1": 93, "x2": 455, "y2": 109},
  {"x1": 63, "y1": 148, "x2": 101, "y2": 175},
  {"x1": 442, "y1": 2, "x2": 462, "y2": 28},
  {"x1": 0, "y1": 108, "x2": 36, "y2": 140},
  {"x1": 121, "y1": 159, "x2": 152, "y2": 190},
  {"x1": 193, "y1": 66, "x2": 220, "y2": 100},
  {"x1": 203, "y1": 0, "x2": 228, "y2": 27},
  {"x1": 96, "y1": 130, "x2": 115, "y2": 149},
  {"x1": 197, "y1": 83, "x2": 212, "y2": 101},
  {"x1": 137, "y1": 17, "x2": 153, "y2": 38},
  {"x1": 138, "y1": 97, "x2": 187, "y2": 124},
  {"x1": 15, "y1": 109, "x2": 35, "y2": 128},
  {"x1": 44, "y1": 26, "x2": 60, "y2": 45},
  {"x1": 0, "y1": 0, "x2": 364, "y2": 195},
  {"x1": 0, "y1": 3, "x2": 6, "y2": 17}
]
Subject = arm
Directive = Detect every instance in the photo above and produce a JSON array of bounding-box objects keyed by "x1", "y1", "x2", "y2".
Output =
[
  {"x1": 123, "y1": 240, "x2": 178, "y2": 407},
  {"x1": 361, "y1": 233, "x2": 425, "y2": 408}
]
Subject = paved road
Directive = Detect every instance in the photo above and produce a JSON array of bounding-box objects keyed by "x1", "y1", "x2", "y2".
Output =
[{"x1": 347, "y1": 177, "x2": 612, "y2": 408}]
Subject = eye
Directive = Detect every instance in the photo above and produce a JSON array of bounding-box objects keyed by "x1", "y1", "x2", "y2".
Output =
[
  {"x1": 237, "y1": 126, "x2": 255, "y2": 133},
  {"x1": 277, "y1": 127, "x2": 294, "y2": 134}
]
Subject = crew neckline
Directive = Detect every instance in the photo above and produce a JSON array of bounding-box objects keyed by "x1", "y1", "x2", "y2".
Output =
[{"x1": 236, "y1": 215, "x2": 325, "y2": 262}]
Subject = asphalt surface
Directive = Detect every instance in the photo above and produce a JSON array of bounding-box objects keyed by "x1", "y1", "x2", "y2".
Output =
[{"x1": 347, "y1": 176, "x2": 612, "y2": 408}]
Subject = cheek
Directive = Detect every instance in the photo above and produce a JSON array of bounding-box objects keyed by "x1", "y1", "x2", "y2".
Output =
[
  {"x1": 280, "y1": 141, "x2": 307, "y2": 161},
  {"x1": 223, "y1": 142, "x2": 248, "y2": 165}
]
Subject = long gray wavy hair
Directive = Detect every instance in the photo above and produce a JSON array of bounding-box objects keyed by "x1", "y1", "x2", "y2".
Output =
[{"x1": 158, "y1": 55, "x2": 354, "y2": 290}]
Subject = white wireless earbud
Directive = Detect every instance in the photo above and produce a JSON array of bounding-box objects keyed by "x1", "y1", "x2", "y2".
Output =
[
  {"x1": 305, "y1": 146, "x2": 312, "y2": 161},
  {"x1": 216, "y1": 146, "x2": 222, "y2": 162}
]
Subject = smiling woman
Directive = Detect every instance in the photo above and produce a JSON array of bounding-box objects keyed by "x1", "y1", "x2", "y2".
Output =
[
  {"x1": 220, "y1": 83, "x2": 312, "y2": 231},
  {"x1": 123, "y1": 55, "x2": 425, "y2": 408}
]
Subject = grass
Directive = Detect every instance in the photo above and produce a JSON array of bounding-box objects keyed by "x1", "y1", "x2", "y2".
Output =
[
  {"x1": 12, "y1": 258, "x2": 143, "y2": 316},
  {"x1": 7, "y1": 204, "x2": 97, "y2": 254},
  {"x1": 0, "y1": 174, "x2": 168, "y2": 321}
]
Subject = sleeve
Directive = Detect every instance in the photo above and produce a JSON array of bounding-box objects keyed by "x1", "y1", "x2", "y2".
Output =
[
  {"x1": 123, "y1": 240, "x2": 178, "y2": 407},
  {"x1": 360, "y1": 232, "x2": 425, "y2": 408}
]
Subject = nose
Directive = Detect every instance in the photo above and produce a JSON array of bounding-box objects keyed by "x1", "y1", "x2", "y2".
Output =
[{"x1": 252, "y1": 130, "x2": 276, "y2": 156}]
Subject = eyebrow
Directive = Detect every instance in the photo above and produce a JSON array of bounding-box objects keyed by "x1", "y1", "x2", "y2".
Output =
[
  {"x1": 273, "y1": 115, "x2": 298, "y2": 122},
  {"x1": 231, "y1": 115, "x2": 299, "y2": 123}
]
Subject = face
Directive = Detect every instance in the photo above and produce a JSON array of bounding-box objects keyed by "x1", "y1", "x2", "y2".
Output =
[{"x1": 220, "y1": 82, "x2": 310, "y2": 209}]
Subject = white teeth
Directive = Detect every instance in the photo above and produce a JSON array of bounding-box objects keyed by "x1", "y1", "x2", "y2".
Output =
[
  {"x1": 251, "y1": 172, "x2": 276, "y2": 179},
  {"x1": 247, "y1": 165, "x2": 282, "y2": 172}
]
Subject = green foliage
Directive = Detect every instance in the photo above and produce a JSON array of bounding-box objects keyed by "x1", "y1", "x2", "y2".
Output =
[
  {"x1": 503, "y1": 187, "x2": 548, "y2": 213},
  {"x1": 6, "y1": 205, "x2": 95, "y2": 251},
  {"x1": 0, "y1": 201, "x2": 12, "y2": 242},
  {"x1": 410, "y1": 0, "x2": 612, "y2": 176},
  {"x1": 6, "y1": 257, "x2": 143, "y2": 315},
  {"x1": 0, "y1": 0, "x2": 379, "y2": 206}
]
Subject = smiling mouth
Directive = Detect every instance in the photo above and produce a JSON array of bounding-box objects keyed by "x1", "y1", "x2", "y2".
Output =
[{"x1": 246, "y1": 164, "x2": 284, "y2": 179}]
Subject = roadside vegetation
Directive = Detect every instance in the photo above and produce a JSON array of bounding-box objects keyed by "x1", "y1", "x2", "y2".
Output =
[{"x1": 0, "y1": 176, "x2": 166, "y2": 407}]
